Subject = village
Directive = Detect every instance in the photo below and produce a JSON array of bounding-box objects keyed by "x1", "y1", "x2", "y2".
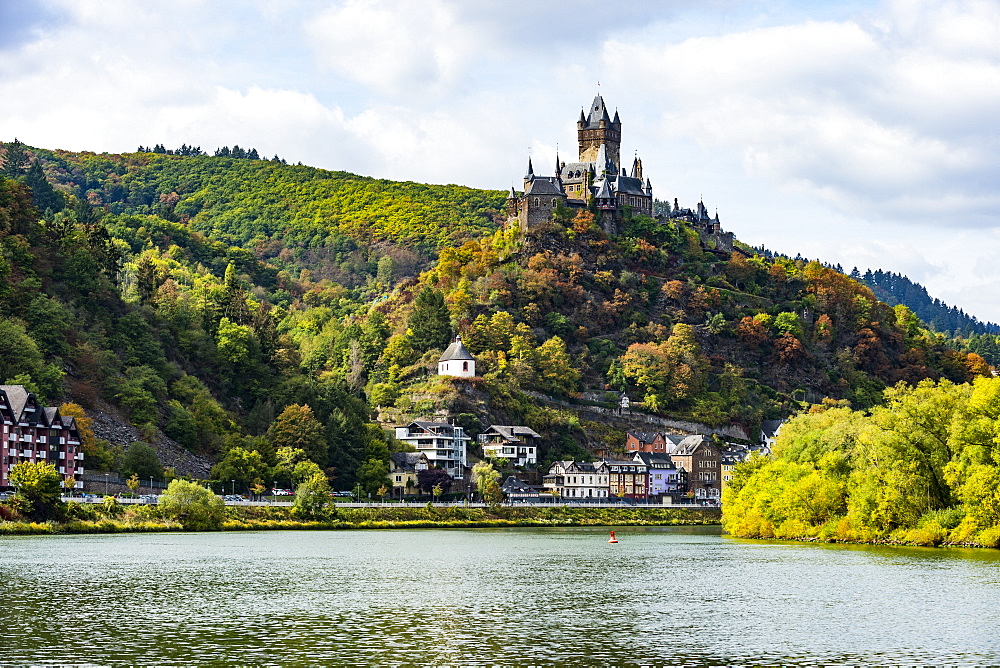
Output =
[{"x1": 386, "y1": 336, "x2": 780, "y2": 506}]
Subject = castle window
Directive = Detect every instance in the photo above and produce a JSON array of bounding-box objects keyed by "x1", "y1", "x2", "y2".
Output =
[
  {"x1": 533, "y1": 198, "x2": 539, "y2": 206},
  {"x1": 463, "y1": 361, "x2": 468, "y2": 372}
]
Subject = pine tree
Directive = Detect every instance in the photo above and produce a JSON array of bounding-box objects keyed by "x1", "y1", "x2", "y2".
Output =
[
  {"x1": 408, "y1": 286, "x2": 451, "y2": 352},
  {"x1": 1, "y1": 138, "x2": 30, "y2": 177}
]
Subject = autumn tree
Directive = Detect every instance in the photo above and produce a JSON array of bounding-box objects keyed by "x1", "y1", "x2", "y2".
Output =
[{"x1": 267, "y1": 404, "x2": 327, "y2": 466}]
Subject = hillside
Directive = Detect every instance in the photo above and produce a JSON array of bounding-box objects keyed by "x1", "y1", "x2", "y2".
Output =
[
  {"x1": 31, "y1": 146, "x2": 507, "y2": 286},
  {"x1": 1, "y1": 140, "x2": 994, "y2": 491},
  {"x1": 854, "y1": 268, "x2": 999, "y2": 336}
]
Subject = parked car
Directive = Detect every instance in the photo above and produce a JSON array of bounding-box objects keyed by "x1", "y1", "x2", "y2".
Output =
[{"x1": 271, "y1": 489, "x2": 293, "y2": 496}]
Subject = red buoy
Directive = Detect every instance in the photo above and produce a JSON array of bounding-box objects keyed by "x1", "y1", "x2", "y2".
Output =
[{"x1": 608, "y1": 530, "x2": 618, "y2": 544}]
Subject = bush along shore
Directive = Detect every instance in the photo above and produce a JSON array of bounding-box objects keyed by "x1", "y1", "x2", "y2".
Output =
[{"x1": 0, "y1": 500, "x2": 720, "y2": 535}]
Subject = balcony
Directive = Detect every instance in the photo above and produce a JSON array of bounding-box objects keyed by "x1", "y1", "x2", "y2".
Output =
[
  {"x1": 20, "y1": 450, "x2": 31, "y2": 457},
  {"x1": 76, "y1": 452, "x2": 84, "y2": 460},
  {"x1": 37, "y1": 436, "x2": 46, "y2": 444}
]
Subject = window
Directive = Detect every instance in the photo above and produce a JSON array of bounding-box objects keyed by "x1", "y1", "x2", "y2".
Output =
[
  {"x1": 395, "y1": 475, "x2": 402, "y2": 482},
  {"x1": 462, "y1": 361, "x2": 468, "y2": 372}
]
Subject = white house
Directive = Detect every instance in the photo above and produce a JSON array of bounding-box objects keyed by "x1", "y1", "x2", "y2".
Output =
[
  {"x1": 543, "y1": 460, "x2": 610, "y2": 499},
  {"x1": 478, "y1": 425, "x2": 541, "y2": 466},
  {"x1": 438, "y1": 336, "x2": 476, "y2": 377},
  {"x1": 394, "y1": 421, "x2": 470, "y2": 479}
]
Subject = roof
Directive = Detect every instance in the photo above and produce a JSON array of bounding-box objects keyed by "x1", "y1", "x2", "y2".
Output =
[
  {"x1": 0, "y1": 384, "x2": 32, "y2": 418},
  {"x1": 761, "y1": 419, "x2": 785, "y2": 438},
  {"x1": 390, "y1": 452, "x2": 428, "y2": 471},
  {"x1": 594, "y1": 179, "x2": 614, "y2": 200},
  {"x1": 482, "y1": 425, "x2": 541, "y2": 442},
  {"x1": 632, "y1": 452, "x2": 675, "y2": 467},
  {"x1": 439, "y1": 337, "x2": 474, "y2": 362},
  {"x1": 613, "y1": 175, "x2": 647, "y2": 197},
  {"x1": 524, "y1": 177, "x2": 565, "y2": 196},
  {"x1": 583, "y1": 94, "x2": 613, "y2": 129},
  {"x1": 406, "y1": 420, "x2": 456, "y2": 432},
  {"x1": 672, "y1": 435, "x2": 714, "y2": 456},
  {"x1": 501, "y1": 476, "x2": 538, "y2": 495}
]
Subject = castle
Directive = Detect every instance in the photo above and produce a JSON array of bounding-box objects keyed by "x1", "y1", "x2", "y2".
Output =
[{"x1": 507, "y1": 94, "x2": 734, "y2": 252}]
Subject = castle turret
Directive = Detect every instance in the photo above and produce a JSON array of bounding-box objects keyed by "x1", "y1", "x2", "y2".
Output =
[{"x1": 523, "y1": 157, "x2": 534, "y2": 190}]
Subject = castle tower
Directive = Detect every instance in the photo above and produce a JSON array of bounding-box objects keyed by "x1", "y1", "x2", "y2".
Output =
[{"x1": 577, "y1": 94, "x2": 621, "y2": 167}]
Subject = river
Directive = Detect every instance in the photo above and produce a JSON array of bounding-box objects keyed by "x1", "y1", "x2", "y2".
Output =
[{"x1": 1, "y1": 526, "x2": 998, "y2": 665}]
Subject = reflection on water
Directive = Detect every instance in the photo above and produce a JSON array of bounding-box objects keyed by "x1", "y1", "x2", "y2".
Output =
[{"x1": 1, "y1": 526, "x2": 999, "y2": 665}]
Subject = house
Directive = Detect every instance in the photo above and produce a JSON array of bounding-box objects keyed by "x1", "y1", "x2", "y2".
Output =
[
  {"x1": 501, "y1": 476, "x2": 539, "y2": 501},
  {"x1": 667, "y1": 435, "x2": 721, "y2": 502},
  {"x1": 759, "y1": 419, "x2": 785, "y2": 455},
  {"x1": 543, "y1": 460, "x2": 609, "y2": 499},
  {"x1": 720, "y1": 446, "x2": 748, "y2": 491},
  {"x1": 389, "y1": 452, "x2": 429, "y2": 498},
  {"x1": 632, "y1": 452, "x2": 686, "y2": 503},
  {"x1": 1, "y1": 385, "x2": 84, "y2": 491},
  {"x1": 625, "y1": 431, "x2": 687, "y2": 454},
  {"x1": 438, "y1": 336, "x2": 476, "y2": 378},
  {"x1": 478, "y1": 425, "x2": 541, "y2": 466},
  {"x1": 394, "y1": 421, "x2": 470, "y2": 478},
  {"x1": 602, "y1": 458, "x2": 648, "y2": 501}
]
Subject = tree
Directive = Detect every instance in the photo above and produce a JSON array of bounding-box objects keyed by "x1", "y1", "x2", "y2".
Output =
[
  {"x1": 23, "y1": 159, "x2": 64, "y2": 212},
  {"x1": 158, "y1": 479, "x2": 226, "y2": 530},
  {"x1": 417, "y1": 468, "x2": 452, "y2": 495},
  {"x1": 59, "y1": 403, "x2": 97, "y2": 458},
  {"x1": 408, "y1": 286, "x2": 451, "y2": 352},
  {"x1": 356, "y1": 457, "x2": 389, "y2": 496},
  {"x1": 126, "y1": 474, "x2": 140, "y2": 497},
  {"x1": 121, "y1": 442, "x2": 162, "y2": 479},
  {"x1": 292, "y1": 471, "x2": 334, "y2": 520},
  {"x1": 267, "y1": 404, "x2": 327, "y2": 465},
  {"x1": 472, "y1": 460, "x2": 502, "y2": 507},
  {"x1": 2, "y1": 138, "x2": 30, "y2": 177},
  {"x1": 9, "y1": 461, "x2": 63, "y2": 520},
  {"x1": 209, "y1": 447, "x2": 270, "y2": 493}
]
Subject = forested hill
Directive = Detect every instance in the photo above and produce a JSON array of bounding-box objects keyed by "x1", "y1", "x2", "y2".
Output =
[
  {"x1": 0, "y1": 137, "x2": 995, "y2": 492},
  {"x1": 29, "y1": 145, "x2": 507, "y2": 286},
  {"x1": 854, "y1": 268, "x2": 999, "y2": 336}
]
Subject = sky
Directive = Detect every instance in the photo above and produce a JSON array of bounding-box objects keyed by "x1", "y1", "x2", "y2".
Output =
[{"x1": 1, "y1": 0, "x2": 999, "y2": 321}]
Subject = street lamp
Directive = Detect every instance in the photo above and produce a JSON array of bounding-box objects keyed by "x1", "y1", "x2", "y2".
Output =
[
  {"x1": 231, "y1": 479, "x2": 235, "y2": 496},
  {"x1": 149, "y1": 476, "x2": 153, "y2": 493},
  {"x1": 104, "y1": 472, "x2": 109, "y2": 496}
]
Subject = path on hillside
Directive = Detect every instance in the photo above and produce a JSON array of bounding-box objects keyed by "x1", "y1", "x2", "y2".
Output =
[{"x1": 522, "y1": 390, "x2": 750, "y2": 441}]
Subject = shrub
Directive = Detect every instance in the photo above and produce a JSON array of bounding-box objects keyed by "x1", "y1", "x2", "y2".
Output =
[{"x1": 159, "y1": 479, "x2": 225, "y2": 530}]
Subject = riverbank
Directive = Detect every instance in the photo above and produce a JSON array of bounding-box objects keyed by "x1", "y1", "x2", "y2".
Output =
[{"x1": 0, "y1": 505, "x2": 720, "y2": 535}]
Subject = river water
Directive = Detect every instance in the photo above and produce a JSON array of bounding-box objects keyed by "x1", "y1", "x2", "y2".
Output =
[{"x1": 1, "y1": 526, "x2": 998, "y2": 665}]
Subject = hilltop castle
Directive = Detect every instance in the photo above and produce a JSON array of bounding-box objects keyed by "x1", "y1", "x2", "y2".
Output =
[{"x1": 507, "y1": 94, "x2": 734, "y2": 252}]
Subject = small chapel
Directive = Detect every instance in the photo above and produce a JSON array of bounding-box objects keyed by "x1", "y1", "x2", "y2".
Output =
[{"x1": 438, "y1": 336, "x2": 476, "y2": 378}]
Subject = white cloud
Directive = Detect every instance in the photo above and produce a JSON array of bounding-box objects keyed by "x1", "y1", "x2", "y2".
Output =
[{"x1": 2, "y1": 0, "x2": 1000, "y2": 320}]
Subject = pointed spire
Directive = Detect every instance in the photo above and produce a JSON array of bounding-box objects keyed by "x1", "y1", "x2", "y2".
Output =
[
  {"x1": 631, "y1": 155, "x2": 640, "y2": 179},
  {"x1": 579, "y1": 108, "x2": 586, "y2": 123},
  {"x1": 613, "y1": 109, "x2": 621, "y2": 125},
  {"x1": 525, "y1": 157, "x2": 534, "y2": 180},
  {"x1": 555, "y1": 146, "x2": 560, "y2": 176}
]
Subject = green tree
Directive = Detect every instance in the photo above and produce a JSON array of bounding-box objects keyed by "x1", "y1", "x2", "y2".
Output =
[
  {"x1": 9, "y1": 461, "x2": 63, "y2": 520},
  {"x1": 292, "y1": 471, "x2": 334, "y2": 520},
  {"x1": 126, "y1": 473, "x2": 140, "y2": 497},
  {"x1": 2, "y1": 138, "x2": 30, "y2": 178},
  {"x1": 408, "y1": 286, "x2": 451, "y2": 353},
  {"x1": 472, "y1": 460, "x2": 502, "y2": 507},
  {"x1": 267, "y1": 404, "x2": 327, "y2": 465},
  {"x1": 356, "y1": 458, "x2": 389, "y2": 496},
  {"x1": 158, "y1": 479, "x2": 226, "y2": 530},
  {"x1": 121, "y1": 442, "x2": 162, "y2": 479},
  {"x1": 209, "y1": 447, "x2": 270, "y2": 493}
]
